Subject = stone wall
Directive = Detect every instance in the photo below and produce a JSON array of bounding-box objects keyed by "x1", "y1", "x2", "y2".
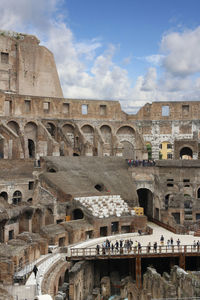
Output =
[
  {"x1": 69, "y1": 261, "x2": 94, "y2": 300},
  {"x1": 0, "y1": 30, "x2": 63, "y2": 98}
]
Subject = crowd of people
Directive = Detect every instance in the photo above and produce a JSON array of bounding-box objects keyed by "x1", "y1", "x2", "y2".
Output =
[
  {"x1": 95, "y1": 235, "x2": 200, "y2": 255},
  {"x1": 126, "y1": 159, "x2": 155, "y2": 167}
]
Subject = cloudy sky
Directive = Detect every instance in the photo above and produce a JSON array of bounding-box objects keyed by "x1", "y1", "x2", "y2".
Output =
[{"x1": 1, "y1": 0, "x2": 200, "y2": 113}]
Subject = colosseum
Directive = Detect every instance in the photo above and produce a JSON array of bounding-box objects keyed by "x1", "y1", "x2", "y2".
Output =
[{"x1": 1, "y1": 30, "x2": 200, "y2": 300}]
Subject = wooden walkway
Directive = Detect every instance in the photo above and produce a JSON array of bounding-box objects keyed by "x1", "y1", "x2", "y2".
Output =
[{"x1": 68, "y1": 244, "x2": 200, "y2": 260}]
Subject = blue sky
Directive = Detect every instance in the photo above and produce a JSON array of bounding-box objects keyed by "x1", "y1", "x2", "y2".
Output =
[{"x1": 1, "y1": 0, "x2": 200, "y2": 113}]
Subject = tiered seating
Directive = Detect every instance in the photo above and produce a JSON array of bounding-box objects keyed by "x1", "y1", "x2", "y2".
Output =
[{"x1": 74, "y1": 195, "x2": 135, "y2": 218}]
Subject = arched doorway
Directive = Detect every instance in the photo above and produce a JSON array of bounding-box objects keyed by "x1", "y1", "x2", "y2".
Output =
[
  {"x1": 0, "y1": 192, "x2": 8, "y2": 201},
  {"x1": 137, "y1": 188, "x2": 153, "y2": 218},
  {"x1": 28, "y1": 139, "x2": 35, "y2": 158},
  {"x1": 12, "y1": 190, "x2": 22, "y2": 204},
  {"x1": 73, "y1": 209, "x2": 84, "y2": 220},
  {"x1": 180, "y1": 147, "x2": 193, "y2": 159}
]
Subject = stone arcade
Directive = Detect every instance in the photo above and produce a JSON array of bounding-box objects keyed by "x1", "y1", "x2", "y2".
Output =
[{"x1": 1, "y1": 30, "x2": 200, "y2": 299}]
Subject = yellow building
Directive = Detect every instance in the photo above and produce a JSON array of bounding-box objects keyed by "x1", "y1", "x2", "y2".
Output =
[{"x1": 159, "y1": 141, "x2": 172, "y2": 159}]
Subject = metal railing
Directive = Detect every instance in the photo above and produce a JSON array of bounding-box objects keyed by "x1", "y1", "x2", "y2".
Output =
[{"x1": 70, "y1": 244, "x2": 200, "y2": 258}]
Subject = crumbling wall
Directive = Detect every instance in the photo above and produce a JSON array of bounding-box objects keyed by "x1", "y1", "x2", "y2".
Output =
[{"x1": 69, "y1": 261, "x2": 94, "y2": 300}]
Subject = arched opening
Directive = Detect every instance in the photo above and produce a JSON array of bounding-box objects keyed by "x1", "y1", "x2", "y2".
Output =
[
  {"x1": 180, "y1": 147, "x2": 193, "y2": 159},
  {"x1": 137, "y1": 188, "x2": 153, "y2": 218},
  {"x1": 28, "y1": 139, "x2": 35, "y2": 158},
  {"x1": 116, "y1": 126, "x2": 135, "y2": 152},
  {"x1": 95, "y1": 184, "x2": 105, "y2": 192},
  {"x1": 12, "y1": 190, "x2": 22, "y2": 204},
  {"x1": 100, "y1": 125, "x2": 112, "y2": 143},
  {"x1": 62, "y1": 124, "x2": 75, "y2": 147},
  {"x1": 46, "y1": 122, "x2": 56, "y2": 137},
  {"x1": 27, "y1": 198, "x2": 32, "y2": 203},
  {"x1": 7, "y1": 121, "x2": 20, "y2": 135},
  {"x1": 0, "y1": 192, "x2": 8, "y2": 201},
  {"x1": 73, "y1": 209, "x2": 84, "y2": 220},
  {"x1": 81, "y1": 125, "x2": 94, "y2": 144}
]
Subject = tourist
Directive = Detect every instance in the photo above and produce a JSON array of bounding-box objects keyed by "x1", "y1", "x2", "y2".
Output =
[
  {"x1": 197, "y1": 241, "x2": 200, "y2": 252},
  {"x1": 160, "y1": 235, "x2": 164, "y2": 246},
  {"x1": 115, "y1": 240, "x2": 119, "y2": 252},
  {"x1": 33, "y1": 265, "x2": 38, "y2": 278},
  {"x1": 177, "y1": 239, "x2": 180, "y2": 247},
  {"x1": 96, "y1": 244, "x2": 100, "y2": 255},
  {"x1": 167, "y1": 239, "x2": 170, "y2": 248},
  {"x1": 170, "y1": 237, "x2": 173, "y2": 246},
  {"x1": 147, "y1": 242, "x2": 151, "y2": 253},
  {"x1": 193, "y1": 240, "x2": 197, "y2": 250},
  {"x1": 153, "y1": 242, "x2": 157, "y2": 252},
  {"x1": 138, "y1": 242, "x2": 142, "y2": 253}
]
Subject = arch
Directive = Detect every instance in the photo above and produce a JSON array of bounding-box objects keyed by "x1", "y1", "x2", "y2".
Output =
[
  {"x1": 116, "y1": 126, "x2": 135, "y2": 151},
  {"x1": 28, "y1": 139, "x2": 35, "y2": 158},
  {"x1": 121, "y1": 140, "x2": 135, "y2": 159},
  {"x1": 116, "y1": 125, "x2": 135, "y2": 135},
  {"x1": 12, "y1": 190, "x2": 22, "y2": 204},
  {"x1": 81, "y1": 124, "x2": 94, "y2": 144},
  {"x1": 24, "y1": 122, "x2": 37, "y2": 139},
  {"x1": 95, "y1": 184, "x2": 105, "y2": 192},
  {"x1": 45, "y1": 208, "x2": 54, "y2": 225},
  {"x1": 32, "y1": 209, "x2": 43, "y2": 233},
  {"x1": 0, "y1": 191, "x2": 8, "y2": 201},
  {"x1": 81, "y1": 124, "x2": 94, "y2": 133},
  {"x1": 62, "y1": 124, "x2": 75, "y2": 146},
  {"x1": 180, "y1": 147, "x2": 193, "y2": 159},
  {"x1": 137, "y1": 188, "x2": 153, "y2": 218},
  {"x1": 100, "y1": 125, "x2": 112, "y2": 143},
  {"x1": 73, "y1": 209, "x2": 84, "y2": 220},
  {"x1": 46, "y1": 122, "x2": 56, "y2": 137},
  {"x1": 7, "y1": 121, "x2": 20, "y2": 135}
]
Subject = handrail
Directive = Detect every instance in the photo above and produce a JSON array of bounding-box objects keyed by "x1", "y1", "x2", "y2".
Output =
[
  {"x1": 148, "y1": 217, "x2": 177, "y2": 233},
  {"x1": 69, "y1": 244, "x2": 200, "y2": 258}
]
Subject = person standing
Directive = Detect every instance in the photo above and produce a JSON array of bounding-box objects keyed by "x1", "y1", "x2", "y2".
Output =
[{"x1": 33, "y1": 265, "x2": 38, "y2": 278}]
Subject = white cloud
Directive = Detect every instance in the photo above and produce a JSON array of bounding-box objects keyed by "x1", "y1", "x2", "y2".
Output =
[
  {"x1": 145, "y1": 54, "x2": 164, "y2": 66},
  {"x1": 161, "y1": 27, "x2": 200, "y2": 76}
]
